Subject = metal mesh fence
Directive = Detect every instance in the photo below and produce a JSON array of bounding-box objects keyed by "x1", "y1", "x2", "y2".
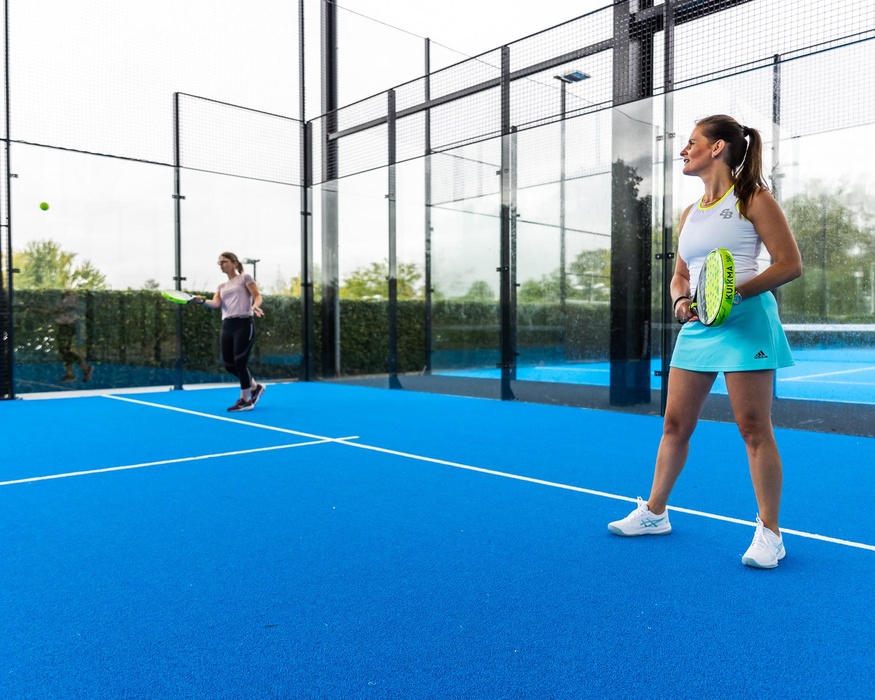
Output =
[
  {"x1": 318, "y1": 0, "x2": 875, "y2": 185},
  {"x1": 671, "y1": 0, "x2": 875, "y2": 91},
  {"x1": 177, "y1": 94, "x2": 303, "y2": 186}
]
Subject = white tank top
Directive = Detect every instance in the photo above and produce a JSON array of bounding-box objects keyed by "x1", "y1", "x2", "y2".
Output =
[{"x1": 678, "y1": 186, "x2": 762, "y2": 294}]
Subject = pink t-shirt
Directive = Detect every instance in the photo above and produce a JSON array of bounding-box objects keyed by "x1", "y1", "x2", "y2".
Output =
[{"x1": 218, "y1": 273, "x2": 254, "y2": 320}]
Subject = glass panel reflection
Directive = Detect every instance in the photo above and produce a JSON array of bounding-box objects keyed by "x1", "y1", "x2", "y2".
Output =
[{"x1": 11, "y1": 146, "x2": 174, "y2": 393}]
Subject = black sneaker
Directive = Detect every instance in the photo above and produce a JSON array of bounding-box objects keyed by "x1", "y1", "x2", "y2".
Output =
[
  {"x1": 250, "y1": 382, "x2": 265, "y2": 406},
  {"x1": 227, "y1": 398, "x2": 254, "y2": 413}
]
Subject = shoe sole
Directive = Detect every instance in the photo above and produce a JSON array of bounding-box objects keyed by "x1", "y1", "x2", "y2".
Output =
[
  {"x1": 742, "y1": 547, "x2": 785, "y2": 569},
  {"x1": 608, "y1": 524, "x2": 672, "y2": 536},
  {"x1": 741, "y1": 556, "x2": 779, "y2": 569}
]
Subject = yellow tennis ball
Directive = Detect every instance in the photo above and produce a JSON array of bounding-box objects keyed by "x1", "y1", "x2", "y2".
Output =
[{"x1": 40, "y1": 202, "x2": 49, "y2": 211}]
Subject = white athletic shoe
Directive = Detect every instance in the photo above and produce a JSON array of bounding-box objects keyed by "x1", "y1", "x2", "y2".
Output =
[
  {"x1": 608, "y1": 497, "x2": 672, "y2": 536},
  {"x1": 742, "y1": 516, "x2": 785, "y2": 569}
]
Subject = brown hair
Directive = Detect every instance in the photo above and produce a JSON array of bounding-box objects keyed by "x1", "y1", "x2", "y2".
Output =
[
  {"x1": 219, "y1": 252, "x2": 244, "y2": 274},
  {"x1": 696, "y1": 114, "x2": 768, "y2": 218}
]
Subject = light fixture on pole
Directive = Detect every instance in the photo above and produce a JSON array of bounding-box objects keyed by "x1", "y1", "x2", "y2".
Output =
[
  {"x1": 243, "y1": 258, "x2": 261, "y2": 280},
  {"x1": 553, "y1": 71, "x2": 590, "y2": 310}
]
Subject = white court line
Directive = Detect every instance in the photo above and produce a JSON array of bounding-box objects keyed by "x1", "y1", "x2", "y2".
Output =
[
  {"x1": 333, "y1": 438, "x2": 875, "y2": 553},
  {"x1": 15, "y1": 394, "x2": 875, "y2": 554},
  {"x1": 0, "y1": 438, "x2": 354, "y2": 487},
  {"x1": 780, "y1": 365, "x2": 875, "y2": 381},
  {"x1": 104, "y1": 394, "x2": 351, "y2": 442}
]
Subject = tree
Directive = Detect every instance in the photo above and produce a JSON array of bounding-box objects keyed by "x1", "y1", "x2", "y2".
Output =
[
  {"x1": 12, "y1": 240, "x2": 107, "y2": 290},
  {"x1": 568, "y1": 249, "x2": 611, "y2": 302},
  {"x1": 781, "y1": 185, "x2": 875, "y2": 321},
  {"x1": 518, "y1": 271, "x2": 560, "y2": 303},
  {"x1": 459, "y1": 280, "x2": 495, "y2": 302},
  {"x1": 340, "y1": 261, "x2": 423, "y2": 300},
  {"x1": 273, "y1": 265, "x2": 322, "y2": 298}
]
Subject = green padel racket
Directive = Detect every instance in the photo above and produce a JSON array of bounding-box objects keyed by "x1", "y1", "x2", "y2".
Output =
[
  {"x1": 161, "y1": 290, "x2": 196, "y2": 304},
  {"x1": 689, "y1": 247, "x2": 735, "y2": 327}
]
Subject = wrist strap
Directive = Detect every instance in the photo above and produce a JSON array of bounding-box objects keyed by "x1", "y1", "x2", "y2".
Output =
[{"x1": 672, "y1": 295, "x2": 691, "y2": 311}]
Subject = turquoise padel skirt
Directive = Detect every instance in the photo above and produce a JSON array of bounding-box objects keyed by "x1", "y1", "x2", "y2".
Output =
[{"x1": 670, "y1": 291, "x2": 794, "y2": 372}]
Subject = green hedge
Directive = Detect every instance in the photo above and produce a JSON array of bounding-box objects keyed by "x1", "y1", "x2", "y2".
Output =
[{"x1": 12, "y1": 290, "x2": 611, "y2": 386}]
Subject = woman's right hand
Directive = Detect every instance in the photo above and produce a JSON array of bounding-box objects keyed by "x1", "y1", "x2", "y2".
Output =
[{"x1": 676, "y1": 298, "x2": 698, "y2": 324}]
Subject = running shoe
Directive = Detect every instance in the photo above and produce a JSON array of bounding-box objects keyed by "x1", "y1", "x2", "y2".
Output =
[
  {"x1": 741, "y1": 516, "x2": 785, "y2": 569},
  {"x1": 227, "y1": 398, "x2": 254, "y2": 412},
  {"x1": 608, "y1": 497, "x2": 672, "y2": 536},
  {"x1": 250, "y1": 382, "x2": 265, "y2": 406}
]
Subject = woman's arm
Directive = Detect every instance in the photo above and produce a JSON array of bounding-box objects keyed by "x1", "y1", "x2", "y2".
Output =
[
  {"x1": 193, "y1": 291, "x2": 221, "y2": 309},
  {"x1": 738, "y1": 188, "x2": 803, "y2": 300},
  {"x1": 247, "y1": 280, "x2": 264, "y2": 318}
]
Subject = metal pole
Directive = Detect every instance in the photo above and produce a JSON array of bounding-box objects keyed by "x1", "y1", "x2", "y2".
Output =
[
  {"x1": 2, "y1": 0, "x2": 15, "y2": 398},
  {"x1": 320, "y1": 0, "x2": 340, "y2": 378},
  {"x1": 424, "y1": 37, "x2": 433, "y2": 374},
  {"x1": 771, "y1": 54, "x2": 782, "y2": 203},
  {"x1": 298, "y1": 0, "x2": 314, "y2": 381},
  {"x1": 387, "y1": 89, "x2": 399, "y2": 387},
  {"x1": 301, "y1": 122, "x2": 314, "y2": 380},
  {"x1": 659, "y1": 0, "x2": 676, "y2": 414},
  {"x1": 559, "y1": 81, "x2": 567, "y2": 314},
  {"x1": 172, "y1": 92, "x2": 185, "y2": 391},
  {"x1": 498, "y1": 45, "x2": 516, "y2": 400},
  {"x1": 0, "y1": 0, "x2": 16, "y2": 399}
]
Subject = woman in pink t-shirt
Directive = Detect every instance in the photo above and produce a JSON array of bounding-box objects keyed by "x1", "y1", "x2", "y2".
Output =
[{"x1": 193, "y1": 251, "x2": 266, "y2": 412}]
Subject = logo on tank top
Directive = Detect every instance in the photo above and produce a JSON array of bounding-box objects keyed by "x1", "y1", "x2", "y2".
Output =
[
  {"x1": 720, "y1": 208, "x2": 734, "y2": 219},
  {"x1": 754, "y1": 350, "x2": 769, "y2": 359}
]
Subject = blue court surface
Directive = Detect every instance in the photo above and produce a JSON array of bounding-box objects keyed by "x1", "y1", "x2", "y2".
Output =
[{"x1": 2, "y1": 383, "x2": 874, "y2": 699}]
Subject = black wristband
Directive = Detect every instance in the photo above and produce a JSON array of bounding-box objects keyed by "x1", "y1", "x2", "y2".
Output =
[{"x1": 672, "y1": 295, "x2": 691, "y2": 311}]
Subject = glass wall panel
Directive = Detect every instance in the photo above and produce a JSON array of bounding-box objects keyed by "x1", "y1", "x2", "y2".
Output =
[
  {"x1": 771, "y1": 42, "x2": 875, "y2": 405},
  {"x1": 11, "y1": 146, "x2": 174, "y2": 393},
  {"x1": 333, "y1": 168, "x2": 390, "y2": 377},
  {"x1": 514, "y1": 110, "x2": 614, "y2": 392},
  {"x1": 395, "y1": 158, "x2": 427, "y2": 375},
  {"x1": 180, "y1": 170, "x2": 301, "y2": 387},
  {"x1": 429, "y1": 139, "x2": 501, "y2": 396}
]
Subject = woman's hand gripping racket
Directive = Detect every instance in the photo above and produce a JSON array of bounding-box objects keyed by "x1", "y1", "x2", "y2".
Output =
[
  {"x1": 685, "y1": 247, "x2": 736, "y2": 327},
  {"x1": 160, "y1": 290, "x2": 203, "y2": 305}
]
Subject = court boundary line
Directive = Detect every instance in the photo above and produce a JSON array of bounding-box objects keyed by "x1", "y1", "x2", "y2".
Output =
[
  {"x1": 12, "y1": 393, "x2": 873, "y2": 554},
  {"x1": 0, "y1": 438, "x2": 355, "y2": 487},
  {"x1": 333, "y1": 439, "x2": 875, "y2": 553}
]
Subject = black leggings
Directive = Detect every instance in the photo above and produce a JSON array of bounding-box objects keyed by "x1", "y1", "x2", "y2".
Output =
[{"x1": 221, "y1": 316, "x2": 255, "y2": 390}]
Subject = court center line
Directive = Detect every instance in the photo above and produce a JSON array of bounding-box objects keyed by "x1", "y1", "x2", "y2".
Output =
[
  {"x1": 0, "y1": 439, "x2": 350, "y2": 487},
  {"x1": 333, "y1": 438, "x2": 875, "y2": 553},
  {"x1": 90, "y1": 395, "x2": 875, "y2": 553}
]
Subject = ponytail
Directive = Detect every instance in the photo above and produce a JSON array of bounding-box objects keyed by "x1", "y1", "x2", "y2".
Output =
[{"x1": 696, "y1": 115, "x2": 768, "y2": 218}]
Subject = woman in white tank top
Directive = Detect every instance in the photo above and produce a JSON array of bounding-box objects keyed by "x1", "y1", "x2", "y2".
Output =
[{"x1": 608, "y1": 115, "x2": 803, "y2": 569}]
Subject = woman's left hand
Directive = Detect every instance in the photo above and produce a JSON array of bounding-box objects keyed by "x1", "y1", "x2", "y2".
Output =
[{"x1": 252, "y1": 306, "x2": 265, "y2": 318}]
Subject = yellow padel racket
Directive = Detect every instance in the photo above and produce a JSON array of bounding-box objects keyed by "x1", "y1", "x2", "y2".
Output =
[{"x1": 689, "y1": 247, "x2": 735, "y2": 327}]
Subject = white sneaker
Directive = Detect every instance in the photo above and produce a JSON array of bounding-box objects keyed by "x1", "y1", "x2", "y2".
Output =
[
  {"x1": 608, "y1": 498, "x2": 672, "y2": 536},
  {"x1": 741, "y1": 516, "x2": 785, "y2": 569}
]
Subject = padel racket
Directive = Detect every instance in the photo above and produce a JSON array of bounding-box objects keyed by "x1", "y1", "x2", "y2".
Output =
[
  {"x1": 689, "y1": 247, "x2": 735, "y2": 327},
  {"x1": 161, "y1": 290, "x2": 196, "y2": 304}
]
